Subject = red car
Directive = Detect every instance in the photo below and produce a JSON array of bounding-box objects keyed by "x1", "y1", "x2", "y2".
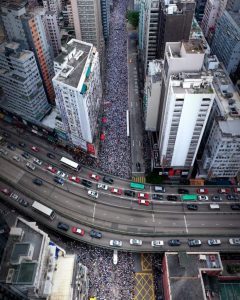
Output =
[
  {"x1": 218, "y1": 188, "x2": 230, "y2": 194},
  {"x1": 233, "y1": 187, "x2": 240, "y2": 194},
  {"x1": 72, "y1": 227, "x2": 85, "y2": 236},
  {"x1": 138, "y1": 199, "x2": 150, "y2": 206},
  {"x1": 69, "y1": 176, "x2": 81, "y2": 183},
  {"x1": 111, "y1": 188, "x2": 122, "y2": 195},
  {"x1": 31, "y1": 146, "x2": 39, "y2": 152},
  {"x1": 46, "y1": 165, "x2": 57, "y2": 173},
  {"x1": 1, "y1": 188, "x2": 11, "y2": 195},
  {"x1": 196, "y1": 188, "x2": 208, "y2": 194},
  {"x1": 89, "y1": 173, "x2": 100, "y2": 181},
  {"x1": 138, "y1": 192, "x2": 149, "y2": 199}
]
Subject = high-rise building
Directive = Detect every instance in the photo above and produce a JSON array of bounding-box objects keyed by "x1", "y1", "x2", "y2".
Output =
[
  {"x1": 211, "y1": 10, "x2": 240, "y2": 76},
  {"x1": 100, "y1": 0, "x2": 110, "y2": 40},
  {"x1": 0, "y1": 1, "x2": 56, "y2": 103},
  {"x1": 201, "y1": 0, "x2": 220, "y2": 39},
  {"x1": 195, "y1": 0, "x2": 207, "y2": 23},
  {"x1": 70, "y1": 0, "x2": 104, "y2": 55},
  {"x1": 157, "y1": 0, "x2": 196, "y2": 59},
  {"x1": 53, "y1": 39, "x2": 102, "y2": 151},
  {"x1": 43, "y1": 0, "x2": 62, "y2": 15},
  {"x1": 0, "y1": 42, "x2": 50, "y2": 121},
  {"x1": 158, "y1": 41, "x2": 215, "y2": 174}
]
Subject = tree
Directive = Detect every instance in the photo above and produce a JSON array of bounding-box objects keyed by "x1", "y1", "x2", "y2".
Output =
[{"x1": 127, "y1": 10, "x2": 139, "y2": 28}]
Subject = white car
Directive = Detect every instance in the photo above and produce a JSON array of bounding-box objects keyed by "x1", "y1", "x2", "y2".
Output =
[
  {"x1": 33, "y1": 158, "x2": 43, "y2": 166},
  {"x1": 198, "y1": 195, "x2": 209, "y2": 201},
  {"x1": 0, "y1": 149, "x2": 8, "y2": 155},
  {"x1": 10, "y1": 193, "x2": 19, "y2": 201},
  {"x1": 151, "y1": 240, "x2": 164, "y2": 247},
  {"x1": 130, "y1": 239, "x2": 142, "y2": 246},
  {"x1": 208, "y1": 239, "x2": 221, "y2": 246},
  {"x1": 229, "y1": 238, "x2": 240, "y2": 245},
  {"x1": 26, "y1": 162, "x2": 35, "y2": 171},
  {"x1": 110, "y1": 240, "x2": 122, "y2": 247},
  {"x1": 57, "y1": 170, "x2": 66, "y2": 178},
  {"x1": 13, "y1": 155, "x2": 20, "y2": 162},
  {"x1": 88, "y1": 190, "x2": 98, "y2": 199},
  {"x1": 97, "y1": 183, "x2": 108, "y2": 190}
]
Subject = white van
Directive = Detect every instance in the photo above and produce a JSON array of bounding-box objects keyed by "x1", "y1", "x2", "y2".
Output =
[
  {"x1": 209, "y1": 203, "x2": 220, "y2": 210},
  {"x1": 154, "y1": 186, "x2": 166, "y2": 193}
]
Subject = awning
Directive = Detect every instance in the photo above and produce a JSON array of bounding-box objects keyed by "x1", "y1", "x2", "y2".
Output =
[
  {"x1": 86, "y1": 66, "x2": 91, "y2": 78},
  {"x1": 168, "y1": 169, "x2": 174, "y2": 176},
  {"x1": 87, "y1": 143, "x2": 95, "y2": 155},
  {"x1": 100, "y1": 133, "x2": 105, "y2": 141},
  {"x1": 81, "y1": 84, "x2": 87, "y2": 94}
]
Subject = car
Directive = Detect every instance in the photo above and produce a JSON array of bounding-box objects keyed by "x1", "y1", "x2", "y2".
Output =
[
  {"x1": 12, "y1": 155, "x2": 20, "y2": 162},
  {"x1": 138, "y1": 199, "x2": 150, "y2": 206},
  {"x1": 187, "y1": 204, "x2": 198, "y2": 211},
  {"x1": 88, "y1": 190, "x2": 98, "y2": 199},
  {"x1": 46, "y1": 165, "x2": 57, "y2": 173},
  {"x1": 54, "y1": 177, "x2": 64, "y2": 185},
  {"x1": 19, "y1": 142, "x2": 26, "y2": 148},
  {"x1": 97, "y1": 183, "x2": 108, "y2": 190},
  {"x1": 89, "y1": 173, "x2": 100, "y2": 181},
  {"x1": 233, "y1": 187, "x2": 240, "y2": 194},
  {"x1": 138, "y1": 192, "x2": 149, "y2": 199},
  {"x1": 211, "y1": 195, "x2": 222, "y2": 202},
  {"x1": 130, "y1": 239, "x2": 142, "y2": 246},
  {"x1": 229, "y1": 238, "x2": 240, "y2": 245},
  {"x1": 167, "y1": 195, "x2": 178, "y2": 201},
  {"x1": 0, "y1": 149, "x2": 8, "y2": 155},
  {"x1": 198, "y1": 195, "x2": 209, "y2": 201},
  {"x1": 178, "y1": 188, "x2": 189, "y2": 194},
  {"x1": 31, "y1": 146, "x2": 39, "y2": 152},
  {"x1": 69, "y1": 176, "x2": 81, "y2": 183},
  {"x1": 57, "y1": 222, "x2": 69, "y2": 231},
  {"x1": 47, "y1": 153, "x2": 55, "y2": 159},
  {"x1": 227, "y1": 194, "x2": 236, "y2": 201},
  {"x1": 1, "y1": 188, "x2": 11, "y2": 195},
  {"x1": 154, "y1": 186, "x2": 166, "y2": 193},
  {"x1": 7, "y1": 143, "x2": 16, "y2": 151},
  {"x1": 10, "y1": 193, "x2": 19, "y2": 201},
  {"x1": 81, "y1": 179, "x2": 92, "y2": 188},
  {"x1": 19, "y1": 198, "x2": 29, "y2": 207},
  {"x1": 111, "y1": 188, "x2": 122, "y2": 195},
  {"x1": 188, "y1": 239, "x2": 202, "y2": 247},
  {"x1": 72, "y1": 227, "x2": 85, "y2": 236},
  {"x1": 90, "y1": 229, "x2": 102, "y2": 239},
  {"x1": 56, "y1": 170, "x2": 66, "y2": 178},
  {"x1": 124, "y1": 190, "x2": 135, "y2": 197},
  {"x1": 136, "y1": 162, "x2": 141, "y2": 171},
  {"x1": 231, "y1": 204, "x2": 240, "y2": 210},
  {"x1": 151, "y1": 240, "x2": 164, "y2": 247},
  {"x1": 168, "y1": 239, "x2": 181, "y2": 246},
  {"x1": 208, "y1": 239, "x2": 221, "y2": 246},
  {"x1": 197, "y1": 188, "x2": 208, "y2": 194},
  {"x1": 21, "y1": 152, "x2": 30, "y2": 159},
  {"x1": 218, "y1": 188, "x2": 230, "y2": 194},
  {"x1": 103, "y1": 176, "x2": 114, "y2": 184},
  {"x1": 110, "y1": 240, "x2": 122, "y2": 247},
  {"x1": 33, "y1": 178, "x2": 43, "y2": 186},
  {"x1": 234, "y1": 195, "x2": 240, "y2": 201},
  {"x1": 26, "y1": 162, "x2": 36, "y2": 171},
  {"x1": 152, "y1": 194, "x2": 163, "y2": 200},
  {"x1": 33, "y1": 158, "x2": 43, "y2": 166}
]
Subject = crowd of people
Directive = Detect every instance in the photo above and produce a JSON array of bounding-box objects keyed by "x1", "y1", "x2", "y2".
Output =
[{"x1": 98, "y1": 0, "x2": 132, "y2": 179}]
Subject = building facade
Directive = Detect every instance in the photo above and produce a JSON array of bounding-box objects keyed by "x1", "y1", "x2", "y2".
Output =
[
  {"x1": 0, "y1": 42, "x2": 50, "y2": 121},
  {"x1": 100, "y1": 0, "x2": 110, "y2": 40},
  {"x1": 53, "y1": 39, "x2": 102, "y2": 150},
  {"x1": 43, "y1": 0, "x2": 62, "y2": 15},
  {"x1": 201, "y1": 0, "x2": 220, "y2": 38}
]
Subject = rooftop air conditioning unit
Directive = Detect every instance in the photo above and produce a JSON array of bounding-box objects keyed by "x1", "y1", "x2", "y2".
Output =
[{"x1": 6, "y1": 269, "x2": 15, "y2": 283}]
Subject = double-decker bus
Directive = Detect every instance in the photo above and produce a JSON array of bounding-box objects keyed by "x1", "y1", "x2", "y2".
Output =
[
  {"x1": 130, "y1": 182, "x2": 145, "y2": 190},
  {"x1": 31, "y1": 201, "x2": 55, "y2": 220},
  {"x1": 60, "y1": 157, "x2": 80, "y2": 171},
  {"x1": 181, "y1": 194, "x2": 197, "y2": 201}
]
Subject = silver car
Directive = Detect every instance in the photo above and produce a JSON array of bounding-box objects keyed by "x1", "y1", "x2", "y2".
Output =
[
  {"x1": 208, "y1": 239, "x2": 221, "y2": 246},
  {"x1": 229, "y1": 238, "x2": 240, "y2": 245},
  {"x1": 151, "y1": 240, "x2": 164, "y2": 247},
  {"x1": 130, "y1": 239, "x2": 142, "y2": 246},
  {"x1": 88, "y1": 190, "x2": 98, "y2": 199},
  {"x1": 110, "y1": 240, "x2": 122, "y2": 247}
]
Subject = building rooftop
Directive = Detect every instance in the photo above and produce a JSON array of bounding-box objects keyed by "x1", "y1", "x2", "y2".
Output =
[
  {"x1": 54, "y1": 39, "x2": 92, "y2": 89},
  {"x1": 183, "y1": 40, "x2": 205, "y2": 54},
  {"x1": 148, "y1": 60, "x2": 163, "y2": 83},
  {"x1": 166, "y1": 252, "x2": 223, "y2": 300},
  {"x1": 219, "y1": 120, "x2": 240, "y2": 137},
  {"x1": 190, "y1": 18, "x2": 210, "y2": 53},
  {"x1": 0, "y1": 0, "x2": 27, "y2": 10}
]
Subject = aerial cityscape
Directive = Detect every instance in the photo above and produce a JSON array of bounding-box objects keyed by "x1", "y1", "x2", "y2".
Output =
[{"x1": 0, "y1": 0, "x2": 239, "y2": 299}]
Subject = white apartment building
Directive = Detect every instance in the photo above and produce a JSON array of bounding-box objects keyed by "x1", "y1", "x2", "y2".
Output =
[
  {"x1": 0, "y1": 42, "x2": 50, "y2": 121},
  {"x1": 200, "y1": 56, "x2": 240, "y2": 178},
  {"x1": 144, "y1": 60, "x2": 163, "y2": 131},
  {"x1": 53, "y1": 39, "x2": 102, "y2": 150}
]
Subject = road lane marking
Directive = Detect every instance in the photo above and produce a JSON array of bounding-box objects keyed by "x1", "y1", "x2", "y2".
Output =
[
  {"x1": 201, "y1": 224, "x2": 205, "y2": 226},
  {"x1": 152, "y1": 213, "x2": 155, "y2": 223},
  {"x1": 92, "y1": 203, "x2": 96, "y2": 221},
  {"x1": 184, "y1": 216, "x2": 188, "y2": 233},
  {"x1": 139, "y1": 141, "x2": 141, "y2": 146},
  {"x1": 216, "y1": 224, "x2": 219, "y2": 226},
  {"x1": 133, "y1": 140, "x2": 134, "y2": 146},
  {"x1": 131, "y1": 101, "x2": 133, "y2": 108}
]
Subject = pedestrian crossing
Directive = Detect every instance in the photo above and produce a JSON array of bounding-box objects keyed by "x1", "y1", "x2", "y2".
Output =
[{"x1": 132, "y1": 176, "x2": 146, "y2": 183}]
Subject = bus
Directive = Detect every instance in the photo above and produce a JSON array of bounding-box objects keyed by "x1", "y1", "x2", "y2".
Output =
[
  {"x1": 60, "y1": 157, "x2": 80, "y2": 171},
  {"x1": 181, "y1": 194, "x2": 197, "y2": 201},
  {"x1": 130, "y1": 182, "x2": 145, "y2": 190},
  {"x1": 32, "y1": 201, "x2": 55, "y2": 220}
]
